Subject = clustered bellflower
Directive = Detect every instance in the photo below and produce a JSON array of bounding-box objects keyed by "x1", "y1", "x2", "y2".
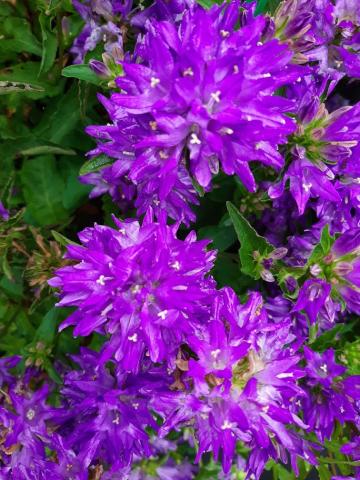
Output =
[
  {"x1": 83, "y1": 0, "x2": 304, "y2": 222},
  {"x1": 3, "y1": 0, "x2": 360, "y2": 478},
  {"x1": 49, "y1": 210, "x2": 216, "y2": 371}
]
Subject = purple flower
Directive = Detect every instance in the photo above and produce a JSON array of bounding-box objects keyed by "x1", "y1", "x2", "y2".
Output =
[
  {"x1": 71, "y1": 0, "x2": 132, "y2": 63},
  {"x1": 0, "y1": 381, "x2": 56, "y2": 477},
  {"x1": 85, "y1": 1, "x2": 303, "y2": 222},
  {"x1": 273, "y1": 0, "x2": 360, "y2": 77},
  {"x1": 0, "y1": 356, "x2": 20, "y2": 387},
  {"x1": 0, "y1": 201, "x2": 9, "y2": 221},
  {"x1": 156, "y1": 290, "x2": 315, "y2": 478},
  {"x1": 57, "y1": 348, "x2": 159, "y2": 472},
  {"x1": 49, "y1": 211, "x2": 216, "y2": 370},
  {"x1": 269, "y1": 79, "x2": 360, "y2": 213},
  {"x1": 292, "y1": 279, "x2": 332, "y2": 324},
  {"x1": 330, "y1": 228, "x2": 360, "y2": 314},
  {"x1": 300, "y1": 347, "x2": 360, "y2": 441}
]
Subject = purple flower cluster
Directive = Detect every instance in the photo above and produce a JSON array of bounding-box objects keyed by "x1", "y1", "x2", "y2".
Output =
[
  {"x1": 82, "y1": 0, "x2": 304, "y2": 223},
  {"x1": 5, "y1": 0, "x2": 359, "y2": 478},
  {"x1": 49, "y1": 211, "x2": 216, "y2": 370}
]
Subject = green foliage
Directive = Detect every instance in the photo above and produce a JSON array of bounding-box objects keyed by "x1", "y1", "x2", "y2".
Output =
[
  {"x1": 0, "y1": 0, "x2": 94, "y2": 377},
  {"x1": 227, "y1": 201, "x2": 274, "y2": 279},
  {"x1": 62, "y1": 64, "x2": 102, "y2": 85}
]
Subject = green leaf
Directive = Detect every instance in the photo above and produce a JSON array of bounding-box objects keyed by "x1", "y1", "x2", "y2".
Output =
[
  {"x1": 20, "y1": 145, "x2": 76, "y2": 156},
  {"x1": 35, "y1": 307, "x2": 59, "y2": 344},
  {"x1": 0, "y1": 80, "x2": 45, "y2": 94},
  {"x1": 308, "y1": 225, "x2": 334, "y2": 264},
  {"x1": 0, "y1": 16, "x2": 42, "y2": 56},
  {"x1": 20, "y1": 155, "x2": 69, "y2": 225},
  {"x1": 198, "y1": 224, "x2": 237, "y2": 252},
  {"x1": 79, "y1": 154, "x2": 113, "y2": 175},
  {"x1": 59, "y1": 156, "x2": 92, "y2": 211},
  {"x1": 226, "y1": 201, "x2": 274, "y2": 278},
  {"x1": 51, "y1": 230, "x2": 79, "y2": 247},
  {"x1": 254, "y1": 0, "x2": 281, "y2": 15},
  {"x1": 0, "y1": 62, "x2": 63, "y2": 99},
  {"x1": 311, "y1": 322, "x2": 354, "y2": 351},
  {"x1": 319, "y1": 224, "x2": 333, "y2": 254},
  {"x1": 316, "y1": 465, "x2": 331, "y2": 480},
  {"x1": 196, "y1": 0, "x2": 222, "y2": 8},
  {"x1": 39, "y1": 13, "x2": 58, "y2": 74},
  {"x1": 34, "y1": 84, "x2": 85, "y2": 146},
  {"x1": 62, "y1": 64, "x2": 102, "y2": 85}
]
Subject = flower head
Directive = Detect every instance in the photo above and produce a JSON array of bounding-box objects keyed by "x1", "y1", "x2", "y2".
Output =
[
  {"x1": 156, "y1": 290, "x2": 314, "y2": 478},
  {"x1": 49, "y1": 211, "x2": 216, "y2": 370},
  {"x1": 85, "y1": 1, "x2": 302, "y2": 222}
]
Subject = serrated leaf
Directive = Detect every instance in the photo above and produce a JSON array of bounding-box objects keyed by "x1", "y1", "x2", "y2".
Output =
[
  {"x1": 226, "y1": 202, "x2": 274, "y2": 278},
  {"x1": 79, "y1": 154, "x2": 113, "y2": 175},
  {"x1": 20, "y1": 155, "x2": 69, "y2": 225},
  {"x1": 62, "y1": 64, "x2": 102, "y2": 85}
]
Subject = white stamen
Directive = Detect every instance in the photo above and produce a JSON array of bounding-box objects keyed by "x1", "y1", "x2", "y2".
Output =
[
  {"x1": 183, "y1": 67, "x2": 194, "y2": 77},
  {"x1": 158, "y1": 310, "x2": 168, "y2": 320},
  {"x1": 340, "y1": 406, "x2": 345, "y2": 414},
  {"x1": 132, "y1": 402, "x2": 139, "y2": 410},
  {"x1": 210, "y1": 90, "x2": 221, "y2": 103},
  {"x1": 190, "y1": 133, "x2": 201, "y2": 145},
  {"x1": 159, "y1": 150, "x2": 169, "y2": 159},
  {"x1": 220, "y1": 29, "x2": 230, "y2": 38},
  {"x1": 233, "y1": 65, "x2": 239, "y2": 74},
  {"x1": 131, "y1": 284, "x2": 142, "y2": 294},
  {"x1": 277, "y1": 372, "x2": 294, "y2": 379},
  {"x1": 171, "y1": 261, "x2": 181, "y2": 270},
  {"x1": 96, "y1": 275, "x2": 106, "y2": 286},
  {"x1": 26, "y1": 409, "x2": 35, "y2": 421},
  {"x1": 221, "y1": 419, "x2": 234, "y2": 430},
  {"x1": 211, "y1": 349, "x2": 221, "y2": 359},
  {"x1": 128, "y1": 333, "x2": 138, "y2": 342},
  {"x1": 150, "y1": 77, "x2": 160, "y2": 88},
  {"x1": 113, "y1": 415, "x2": 120, "y2": 424},
  {"x1": 119, "y1": 228, "x2": 126, "y2": 235},
  {"x1": 320, "y1": 364, "x2": 327, "y2": 373},
  {"x1": 101, "y1": 304, "x2": 112, "y2": 317},
  {"x1": 256, "y1": 41, "x2": 263, "y2": 46},
  {"x1": 220, "y1": 127, "x2": 234, "y2": 135},
  {"x1": 302, "y1": 182, "x2": 312, "y2": 192}
]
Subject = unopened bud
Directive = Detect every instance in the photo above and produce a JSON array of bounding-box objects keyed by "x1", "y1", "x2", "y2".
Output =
[
  {"x1": 310, "y1": 264, "x2": 322, "y2": 276},
  {"x1": 89, "y1": 60, "x2": 111, "y2": 79},
  {"x1": 269, "y1": 247, "x2": 288, "y2": 260},
  {"x1": 260, "y1": 269, "x2": 275, "y2": 283},
  {"x1": 334, "y1": 261, "x2": 353, "y2": 276}
]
